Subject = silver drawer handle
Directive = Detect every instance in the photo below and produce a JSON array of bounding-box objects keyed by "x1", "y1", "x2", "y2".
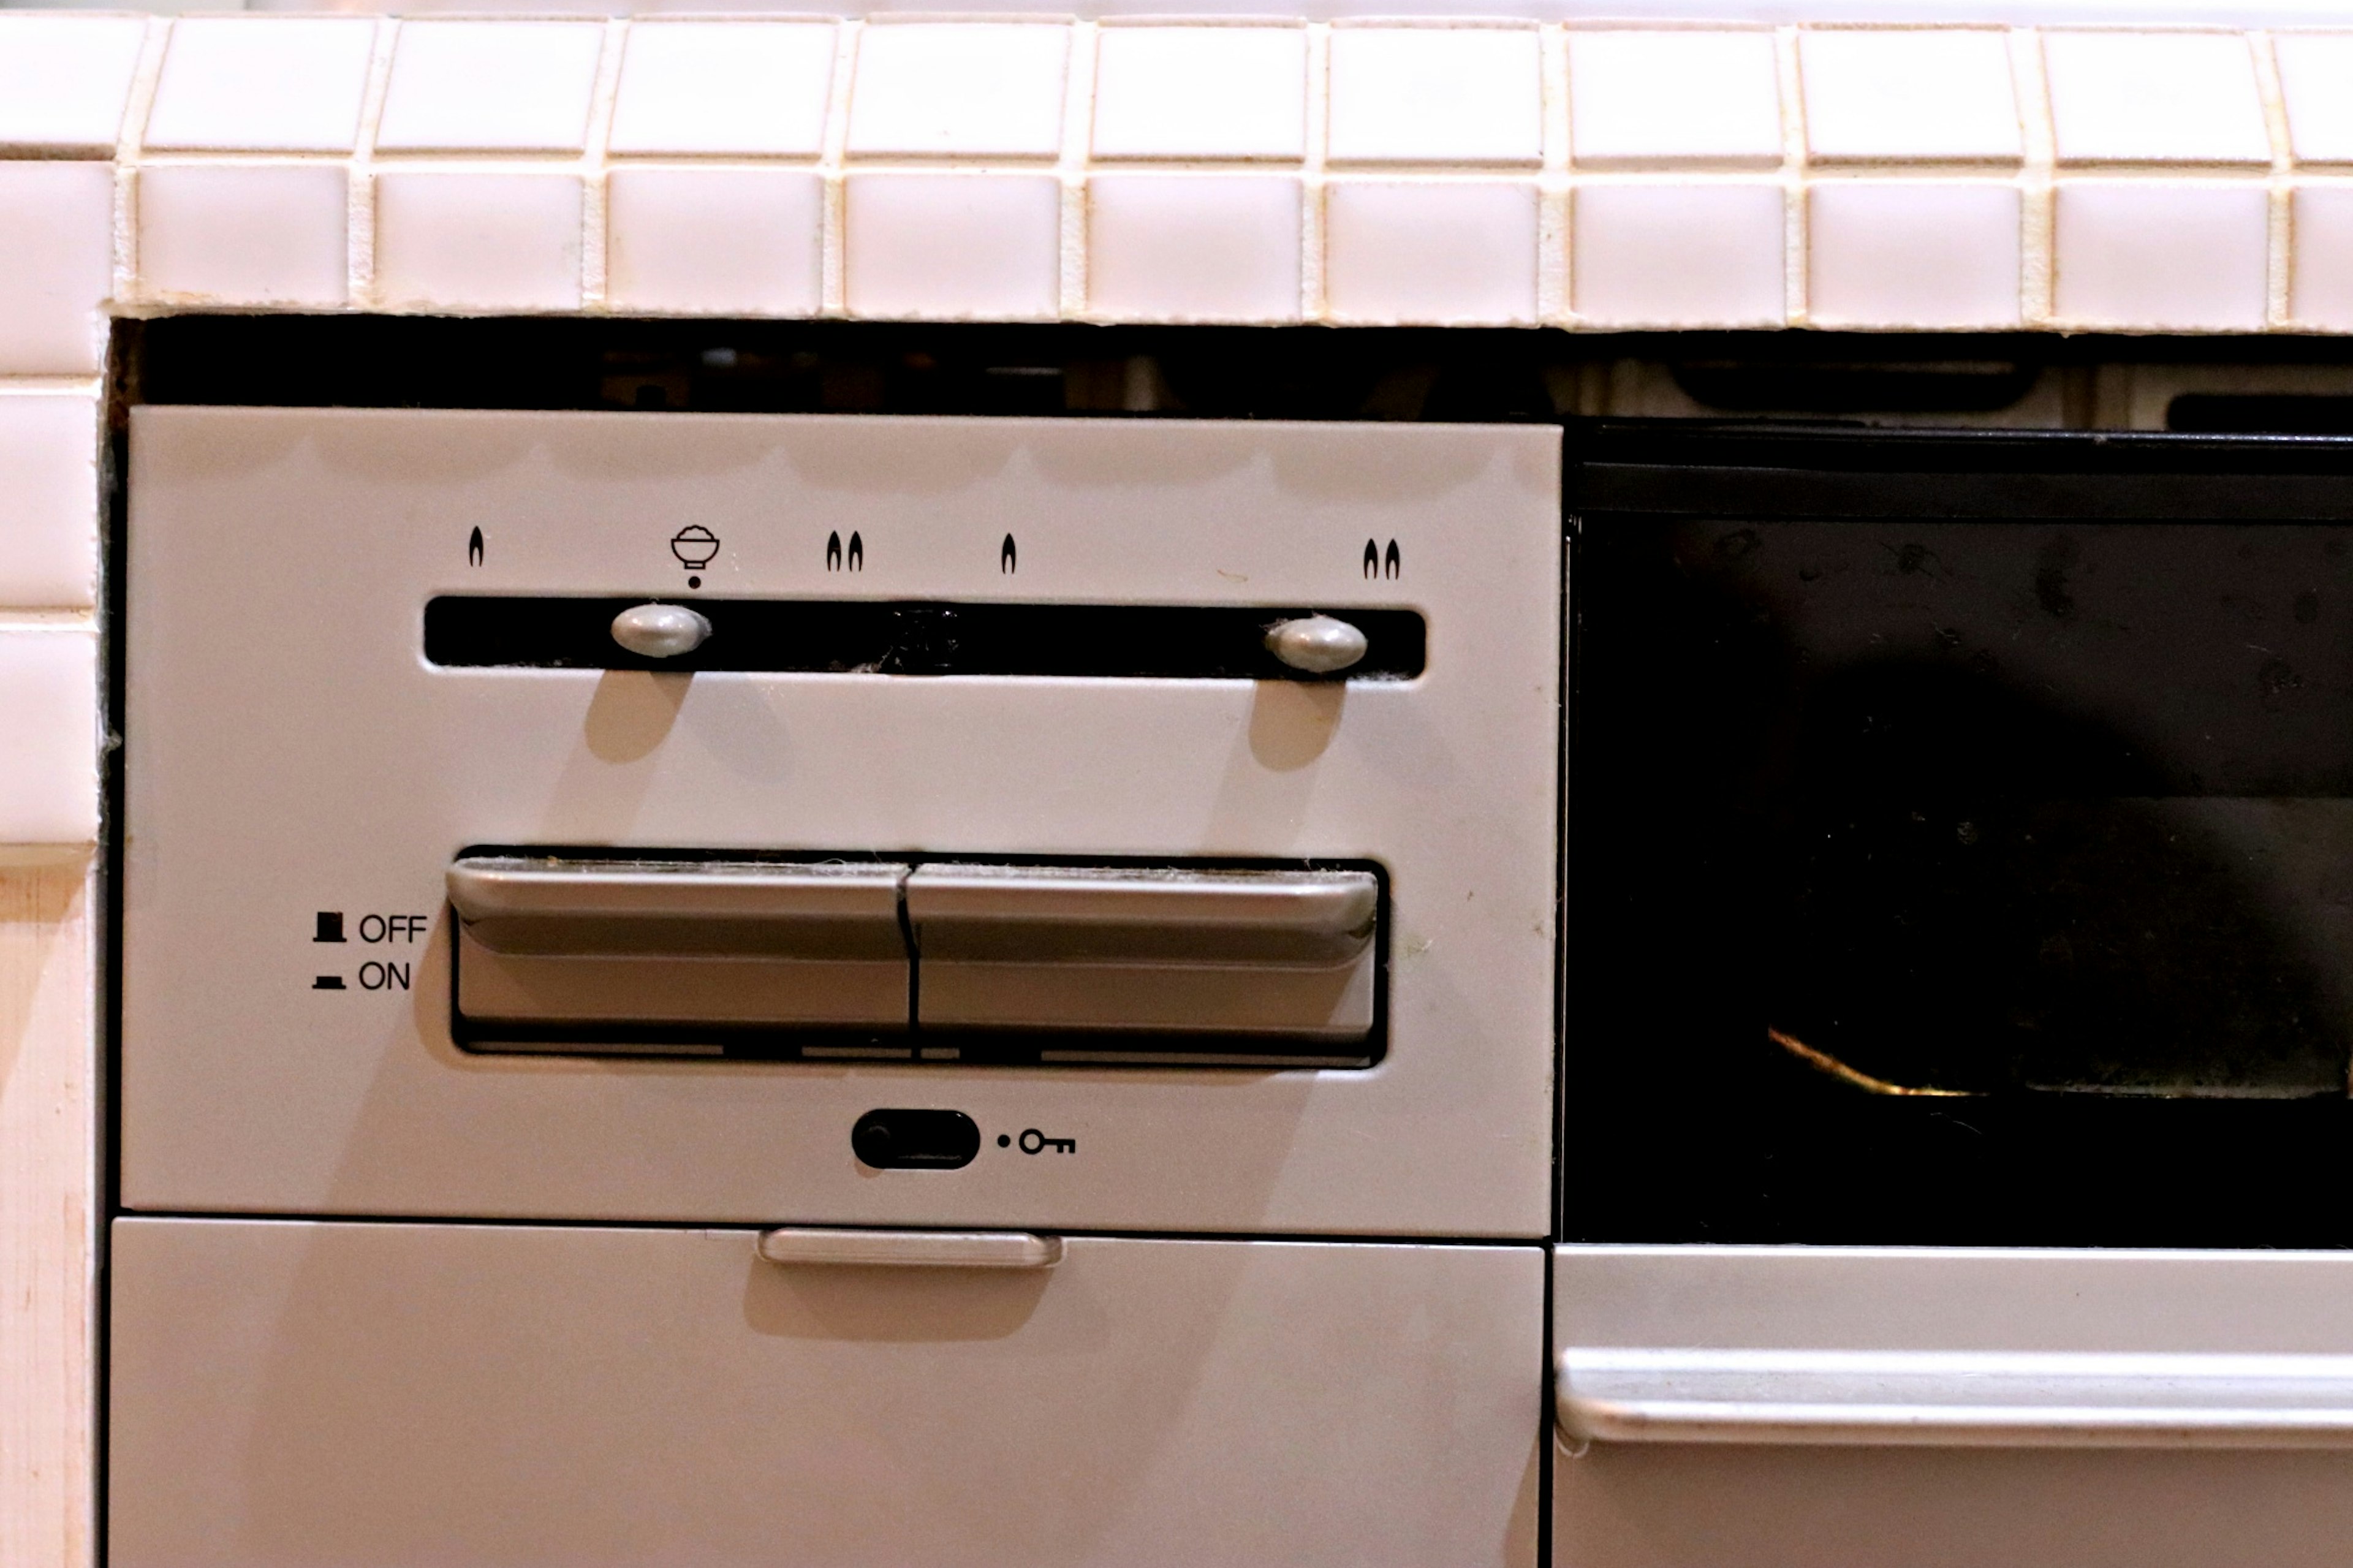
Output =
[
  {"x1": 755, "y1": 1227, "x2": 1063, "y2": 1270},
  {"x1": 1558, "y1": 1347, "x2": 2353, "y2": 1451}
]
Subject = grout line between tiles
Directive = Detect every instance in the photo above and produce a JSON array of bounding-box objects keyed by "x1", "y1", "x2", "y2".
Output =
[
  {"x1": 578, "y1": 16, "x2": 630, "y2": 312},
  {"x1": 1058, "y1": 20, "x2": 1094, "y2": 322},
  {"x1": 1776, "y1": 24, "x2": 1806, "y2": 327},
  {"x1": 1300, "y1": 21, "x2": 1329, "y2": 324},
  {"x1": 349, "y1": 17, "x2": 400, "y2": 311},
  {"x1": 1799, "y1": 160, "x2": 2033, "y2": 178},
  {"x1": 0, "y1": 375, "x2": 105, "y2": 395},
  {"x1": 110, "y1": 17, "x2": 169, "y2": 311},
  {"x1": 2045, "y1": 159, "x2": 2290, "y2": 176},
  {"x1": 2012, "y1": 26, "x2": 2056, "y2": 327},
  {"x1": 2253, "y1": 29, "x2": 2295, "y2": 328},
  {"x1": 1538, "y1": 22, "x2": 1570, "y2": 326},
  {"x1": 0, "y1": 609, "x2": 100, "y2": 631},
  {"x1": 819, "y1": 18, "x2": 859, "y2": 318}
]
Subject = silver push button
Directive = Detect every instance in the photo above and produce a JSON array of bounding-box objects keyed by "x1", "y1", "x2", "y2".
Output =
[
  {"x1": 1264, "y1": 615, "x2": 1369, "y2": 674},
  {"x1": 610, "y1": 602, "x2": 711, "y2": 659},
  {"x1": 905, "y1": 865, "x2": 1380, "y2": 1040},
  {"x1": 447, "y1": 857, "x2": 909, "y2": 1032}
]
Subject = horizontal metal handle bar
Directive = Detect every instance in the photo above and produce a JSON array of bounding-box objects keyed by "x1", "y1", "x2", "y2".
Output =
[
  {"x1": 756, "y1": 1228, "x2": 1063, "y2": 1270},
  {"x1": 1558, "y1": 1348, "x2": 2353, "y2": 1450}
]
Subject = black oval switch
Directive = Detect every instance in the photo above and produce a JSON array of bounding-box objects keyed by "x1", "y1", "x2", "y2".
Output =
[{"x1": 852, "y1": 1108, "x2": 980, "y2": 1170}]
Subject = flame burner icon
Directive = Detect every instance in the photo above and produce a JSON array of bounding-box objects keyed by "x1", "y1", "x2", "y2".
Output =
[{"x1": 669, "y1": 525, "x2": 721, "y2": 572}]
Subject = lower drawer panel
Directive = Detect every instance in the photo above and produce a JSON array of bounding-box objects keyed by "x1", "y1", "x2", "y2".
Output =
[{"x1": 110, "y1": 1219, "x2": 1542, "y2": 1568}]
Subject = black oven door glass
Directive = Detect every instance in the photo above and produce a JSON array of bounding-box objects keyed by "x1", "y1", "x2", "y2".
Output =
[{"x1": 1570, "y1": 423, "x2": 2353, "y2": 1247}]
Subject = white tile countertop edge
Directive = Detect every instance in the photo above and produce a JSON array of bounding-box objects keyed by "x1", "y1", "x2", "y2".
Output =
[
  {"x1": 0, "y1": 13, "x2": 2351, "y2": 347},
  {"x1": 219, "y1": 0, "x2": 2353, "y2": 26}
]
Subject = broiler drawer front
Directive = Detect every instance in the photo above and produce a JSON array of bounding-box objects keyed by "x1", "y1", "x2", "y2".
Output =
[
  {"x1": 108, "y1": 1218, "x2": 1544, "y2": 1568},
  {"x1": 1552, "y1": 1244, "x2": 2353, "y2": 1568}
]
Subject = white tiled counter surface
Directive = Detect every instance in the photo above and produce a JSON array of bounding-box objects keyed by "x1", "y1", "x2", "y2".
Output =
[
  {"x1": 7, "y1": 10, "x2": 2353, "y2": 1566},
  {"x1": 6, "y1": 13, "x2": 2353, "y2": 349}
]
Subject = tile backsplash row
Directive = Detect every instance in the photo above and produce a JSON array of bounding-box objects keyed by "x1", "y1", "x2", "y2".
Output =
[{"x1": 9, "y1": 13, "x2": 2353, "y2": 343}]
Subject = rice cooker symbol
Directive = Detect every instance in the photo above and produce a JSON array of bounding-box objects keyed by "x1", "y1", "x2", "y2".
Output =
[{"x1": 669, "y1": 525, "x2": 721, "y2": 572}]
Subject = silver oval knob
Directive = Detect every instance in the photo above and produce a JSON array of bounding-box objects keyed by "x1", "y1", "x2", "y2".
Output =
[
  {"x1": 1265, "y1": 615, "x2": 1369, "y2": 675},
  {"x1": 610, "y1": 602, "x2": 712, "y2": 659}
]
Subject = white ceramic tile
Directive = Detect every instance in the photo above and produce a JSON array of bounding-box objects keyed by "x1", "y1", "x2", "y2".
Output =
[
  {"x1": 143, "y1": 18, "x2": 376, "y2": 154},
  {"x1": 846, "y1": 23, "x2": 1068, "y2": 159},
  {"x1": 1799, "y1": 29, "x2": 2022, "y2": 163},
  {"x1": 1324, "y1": 179, "x2": 1539, "y2": 325},
  {"x1": 1091, "y1": 26, "x2": 1307, "y2": 161},
  {"x1": 2053, "y1": 178, "x2": 2267, "y2": 328},
  {"x1": 1808, "y1": 180, "x2": 2021, "y2": 328},
  {"x1": 2290, "y1": 183, "x2": 2353, "y2": 327},
  {"x1": 1573, "y1": 179, "x2": 1786, "y2": 327},
  {"x1": 0, "y1": 14, "x2": 143, "y2": 154},
  {"x1": 0, "y1": 390, "x2": 97, "y2": 611},
  {"x1": 2043, "y1": 31, "x2": 2268, "y2": 164},
  {"x1": 0, "y1": 161, "x2": 115, "y2": 376},
  {"x1": 1088, "y1": 172, "x2": 1300, "y2": 322},
  {"x1": 843, "y1": 172, "x2": 1059, "y2": 319},
  {"x1": 2273, "y1": 34, "x2": 2353, "y2": 164},
  {"x1": 376, "y1": 21, "x2": 606, "y2": 155},
  {"x1": 138, "y1": 164, "x2": 347, "y2": 308},
  {"x1": 607, "y1": 166, "x2": 821, "y2": 316},
  {"x1": 1327, "y1": 27, "x2": 1542, "y2": 166},
  {"x1": 374, "y1": 171, "x2": 582, "y2": 312},
  {"x1": 0, "y1": 626, "x2": 98, "y2": 847},
  {"x1": 1567, "y1": 30, "x2": 1781, "y2": 169},
  {"x1": 608, "y1": 21, "x2": 835, "y2": 158}
]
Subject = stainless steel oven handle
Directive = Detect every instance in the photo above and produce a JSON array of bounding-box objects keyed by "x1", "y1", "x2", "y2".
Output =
[
  {"x1": 756, "y1": 1228, "x2": 1064, "y2": 1270},
  {"x1": 1557, "y1": 1347, "x2": 2353, "y2": 1450}
]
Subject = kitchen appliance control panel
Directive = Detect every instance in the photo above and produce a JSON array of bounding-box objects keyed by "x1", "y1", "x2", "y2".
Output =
[{"x1": 121, "y1": 410, "x2": 1560, "y2": 1237}]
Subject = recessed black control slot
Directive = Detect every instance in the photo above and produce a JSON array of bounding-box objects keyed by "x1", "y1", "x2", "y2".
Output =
[
  {"x1": 851, "y1": 1108, "x2": 980, "y2": 1170},
  {"x1": 424, "y1": 597, "x2": 1425, "y2": 680}
]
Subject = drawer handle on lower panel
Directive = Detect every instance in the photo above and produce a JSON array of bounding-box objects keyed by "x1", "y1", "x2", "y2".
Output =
[
  {"x1": 755, "y1": 1227, "x2": 1064, "y2": 1269},
  {"x1": 1556, "y1": 1348, "x2": 2353, "y2": 1450}
]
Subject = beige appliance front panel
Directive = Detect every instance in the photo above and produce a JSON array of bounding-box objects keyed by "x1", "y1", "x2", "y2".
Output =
[
  {"x1": 1551, "y1": 1245, "x2": 2353, "y2": 1567},
  {"x1": 110, "y1": 1218, "x2": 1545, "y2": 1568},
  {"x1": 120, "y1": 410, "x2": 1559, "y2": 1235}
]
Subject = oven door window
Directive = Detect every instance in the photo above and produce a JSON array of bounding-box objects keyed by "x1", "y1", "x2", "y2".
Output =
[{"x1": 1571, "y1": 424, "x2": 2353, "y2": 1247}]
